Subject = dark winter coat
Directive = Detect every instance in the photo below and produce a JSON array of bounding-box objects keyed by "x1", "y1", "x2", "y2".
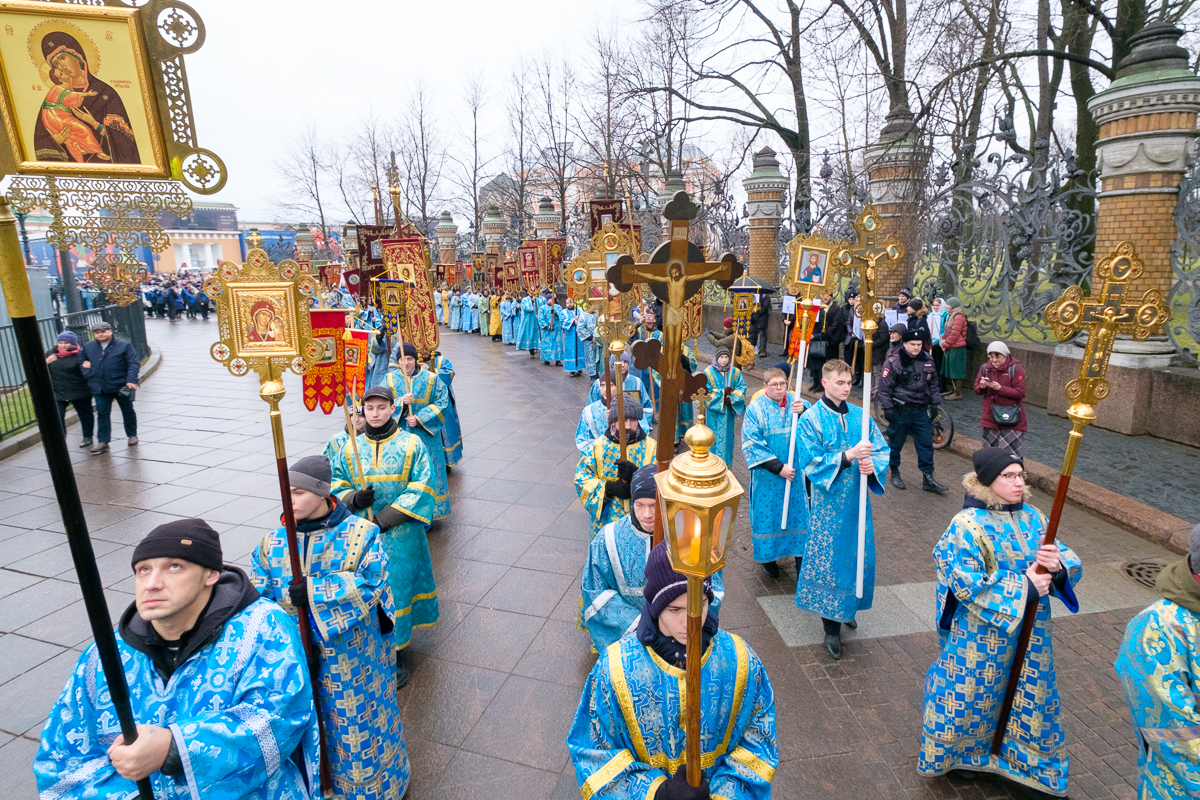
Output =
[
  {"x1": 974, "y1": 354, "x2": 1027, "y2": 431},
  {"x1": 81, "y1": 337, "x2": 140, "y2": 395},
  {"x1": 749, "y1": 304, "x2": 771, "y2": 336},
  {"x1": 877, "y1": 347, "x2": 941, "y2": 410},
  {"x1": 905, "y1": 312, "x2": 932, "y2": 349},
  {"x1": 46, "y1": 349, "x2": 91, "y2": 401}
]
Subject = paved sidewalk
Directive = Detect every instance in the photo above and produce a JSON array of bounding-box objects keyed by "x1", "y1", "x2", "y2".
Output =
[{"x1": 0, "y1": 317, "x2": 1176, "y2": 799}]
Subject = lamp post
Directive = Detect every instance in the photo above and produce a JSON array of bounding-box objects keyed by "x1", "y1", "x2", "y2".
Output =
[{"x1": 654, "y1": 395, "x2": 744, "y2": 787}]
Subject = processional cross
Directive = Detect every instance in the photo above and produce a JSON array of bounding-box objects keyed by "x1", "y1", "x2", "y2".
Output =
[
  {"x1": 608, "y1": 192, "x2": 742, "y2": 537},
  {"x1": 829, "y1": 205, "x2": 904, "y2": 600},
  {"x1": 991, "y1": 240, "x2": 1167, "y2": 755}
]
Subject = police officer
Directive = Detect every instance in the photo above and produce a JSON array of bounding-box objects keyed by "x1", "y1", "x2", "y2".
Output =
[{"x1": 877, "y1": 329, "x2": 948, "y2": 493}]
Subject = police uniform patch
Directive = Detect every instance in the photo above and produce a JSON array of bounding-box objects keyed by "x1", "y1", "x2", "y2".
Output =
[{"x1": 882, "y1": 368, "x2": 889, "y2": 377}]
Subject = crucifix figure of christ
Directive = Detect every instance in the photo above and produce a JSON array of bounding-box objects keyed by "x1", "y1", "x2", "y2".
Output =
[
  {"x1": 829, "y1": 205, "x2": 903, "y2": 600},
  {"x1": 991, "y1": 240, "x2": 1167, "y2": 755},
  {"x1": 608, "y1": 191, "x2": 743, "y2": 543}
]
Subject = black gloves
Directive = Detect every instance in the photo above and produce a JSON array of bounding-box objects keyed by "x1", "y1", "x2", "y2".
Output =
[
  {"x1": 287, "y1": 581, "x2": 308, "y2": 608},
  {"x1": 615, "y1": 459, "x2": 636, "y2": 483},
  {"x1": 928, "y1": 405, "x2": 938, "y2": 421},
  {"x1": 346, "y1": 485, "x2": 376, "y2": 511},
  {"x1": 374, "y1": 505, "x2": 406, "y2": 532},
  {"x1": 605, "y1": 479, "x2": 632, "y2": 500},
  {"x1": 655, "y1": 767, "x2": 710, "y2": 800},
  {"x1": 884, "y1": 409, "x2": 896, "y2": 424}
]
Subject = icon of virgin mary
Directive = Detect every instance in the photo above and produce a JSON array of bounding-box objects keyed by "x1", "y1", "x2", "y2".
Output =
[{"x1": 33, "y1": 32, "x2": 140, "y2": 164}]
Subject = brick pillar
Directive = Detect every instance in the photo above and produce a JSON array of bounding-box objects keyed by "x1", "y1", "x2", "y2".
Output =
[
  {"x1": 865, "y1": 108, "x2": 931, "y2": 299},
  {"x1": 434, "y1": 211, "x2": 457, "y2": 266},
  {"x1": 533, "y1": 195, "x2": 561, "y2": 239},
  {"x1": 1089, "y1": 21, "x2": 1200, "y2": 318},
  {"x1": 741, "y1": 147, "x2": 787, "y2": 284}
]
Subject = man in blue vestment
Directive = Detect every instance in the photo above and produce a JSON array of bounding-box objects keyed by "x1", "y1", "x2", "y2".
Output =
[
  {"x1": 568, "y1": 542, "x2": 777, "y2": 799},
  {"x1": 253, "y1": 456, "x2": 409, "y2": 798},
  {"x1": 582, "y1": 466, "x2": 725, "y2": 652},
  {"x1": 386, "y1": 344, "x2": 452, "y2": 520},
  {"x1": 429, "y1": 350, "x2": 463, "y2": 468},
  {"x1": 575, "y1": 397, "x2": 657, "y2": 539},
  {"x1": 577, "y1": 376, "x2": 654, "y2": 452},
  {"x1": 331, "y1": 383, "x2": 439, "y2": 685},
  {"x1": 539, "y1": 292, "x2": 565, "y2": 365},
  {"x1": 741, "y1": 366, "x2": 809, "y2": 579},
  {"x1": 516, "y1": 292, "x2": 539, "y2": 354},
  {"x1": 1115, "y1": 524, "x2": 1200, "y2": 800},
  {"x1": 35, "y1": 519, "x2": 319, "y2": 799},
  {"x1": 796, "y1": 358, "x2": 890, "y2": 659}
]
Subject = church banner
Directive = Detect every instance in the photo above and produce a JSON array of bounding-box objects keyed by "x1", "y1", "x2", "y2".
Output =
[
  {"x1": 303, "y1": 310, "x2": 346, "y2": 414},
  {"x1": 518, "y1": 245, "x2": 540, "y2": 292},
  {"x1": 376, "y1": 278, "x2": 406, "y2": 336},
  {"x1": 342, "y1": 326, "x2": 370, "y2": 399},
  {"x1": 503, "y1": 260, "x2": 519, "y2": 294},
  {"x1": 381, "y1": 237, "x2": 439, "y2": 359}
]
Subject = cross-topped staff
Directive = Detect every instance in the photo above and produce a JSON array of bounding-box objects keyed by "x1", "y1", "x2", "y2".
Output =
[
  {"x1": 991, "y1": 240, "x2": 1167, "y2": 754},
  {"x1": 831, "y1": 206, "x2": 903, "y2": 598},
  {"x1": 205, "y1": 241, "x2": 333, "y2": 793},
  {"x1": 609, "y1": 191, "x2": 743, "y2": 545}
]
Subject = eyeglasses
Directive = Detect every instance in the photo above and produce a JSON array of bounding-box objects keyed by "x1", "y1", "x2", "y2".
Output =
[
  {"x1": 996, "y1": 471, "x2": 1028, "y2": 482},
  {"x1": 765, "y1": 381, "x2": 788, "y2": 389}
]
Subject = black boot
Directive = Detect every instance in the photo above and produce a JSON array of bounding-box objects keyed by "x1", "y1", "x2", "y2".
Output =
[
  {"x1": 845, "y1": 618, "x2": 858, "y2": 630},
  {"x1": 396, "y1": 648, "x2": 412, "y2": 688},
  {"x1": 923, "y1": 473, "x2": 949, "y2": 494},
  {"x1": 889, "y1": 467, "x2": 906, "y2": 491},
  {"x1": 762, "y1": 560, "x2": 781, "y2": 578},
  {"x1": 794, "y1": 556, "x2": 803, "y2": 574}
]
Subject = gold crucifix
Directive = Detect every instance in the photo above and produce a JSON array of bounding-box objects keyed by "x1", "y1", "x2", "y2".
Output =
[
  {"x1": 831, "y1": 205, "x2": 904, "y2": 328},
  {"x1": 608, "y1": 192, "x2": 742, "y2": 382},
  {"x1": 1044, "y1": 241, "x2": 1168, "y2": 423}
]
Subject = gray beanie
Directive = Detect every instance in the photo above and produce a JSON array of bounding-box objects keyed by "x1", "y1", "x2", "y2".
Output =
[
  {"x1": 289, "y1": 455, "x2": 332, "y2": 497},
  {"x1": 608, "y1": 394, "x2": 643, "y2": 424}
]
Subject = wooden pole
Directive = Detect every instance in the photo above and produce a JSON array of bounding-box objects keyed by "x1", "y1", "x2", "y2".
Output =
[
  {"x1": 342, "y1": 384, "x2": 373, "y2": 523},
  {"x1": 991, "y1": 419, "x2": 1083, "y2": 754}
]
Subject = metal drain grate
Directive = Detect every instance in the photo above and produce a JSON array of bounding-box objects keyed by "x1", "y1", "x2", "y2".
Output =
[{"x1": 1121, "y1": 559, "x2": 1168, "y2": 591}]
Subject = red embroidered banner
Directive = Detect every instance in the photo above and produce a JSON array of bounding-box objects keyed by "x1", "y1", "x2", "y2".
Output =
[
  {"x1": 342, "y1": 327, "x2": 370, "y2": 400},
  {"x1": 518, "y1": 245, "x2": 540, "y2": 292},
  {"x1": 303, "y1": 310, "x2": 347, "y2": 414}
]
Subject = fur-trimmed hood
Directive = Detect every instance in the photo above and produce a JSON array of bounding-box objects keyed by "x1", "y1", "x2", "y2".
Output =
[{"x1": 962, "y1": 472, "x2": 1030, "y2": 511}]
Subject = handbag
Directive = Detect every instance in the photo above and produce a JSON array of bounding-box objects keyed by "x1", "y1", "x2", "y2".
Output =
[
  {"x1": 992, "y1": 403, "x2": 1019, "y2": 426},
  {"x1": 808, "y1": 340, "x2": 828, "y2": 360}
]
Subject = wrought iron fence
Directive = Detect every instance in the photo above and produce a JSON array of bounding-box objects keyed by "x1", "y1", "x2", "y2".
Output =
[
  {"x1": 0, "y1": 303, "x2": 149, "y2": 439},
  {"x1": 1169, "y1": 150, "x2": 1200, "y2": 365},
  {"x1": 911, "y1": 146, "x2": 1097, "y2": 344}
]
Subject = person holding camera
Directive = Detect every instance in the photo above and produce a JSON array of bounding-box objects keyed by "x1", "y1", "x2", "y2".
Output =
[{"x1": 974, "y1": 340, "x2": 1027, "y2": 456}]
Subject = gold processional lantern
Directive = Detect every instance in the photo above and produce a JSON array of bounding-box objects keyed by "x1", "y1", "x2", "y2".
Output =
[{"x1": 653, "y1": 398, "x2": 744, "y2": 786}]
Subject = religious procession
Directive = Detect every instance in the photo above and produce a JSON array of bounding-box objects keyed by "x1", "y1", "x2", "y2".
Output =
[{"x1": 1, "y1": 1, "x2": 1199, "y2": 800}]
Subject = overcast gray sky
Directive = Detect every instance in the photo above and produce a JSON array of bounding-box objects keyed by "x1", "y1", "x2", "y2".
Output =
[{"x1": 186, "y1": 0, "x2": 647, "y2": 223}]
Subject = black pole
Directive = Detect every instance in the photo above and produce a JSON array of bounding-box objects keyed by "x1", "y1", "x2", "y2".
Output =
[{"x1": 0, "y1": 199, "x2": 154, "y2": 799}]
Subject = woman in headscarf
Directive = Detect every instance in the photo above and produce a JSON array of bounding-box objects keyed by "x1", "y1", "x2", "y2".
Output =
[{"x1": 34, "y1": 32, "x2": 140, "y2": 164}]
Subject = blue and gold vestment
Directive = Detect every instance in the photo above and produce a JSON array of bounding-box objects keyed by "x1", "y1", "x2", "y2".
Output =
[
  {"x1": 252, "y1": 504, "x2": 410, "y2": 800},
  {"x1": 567, "y1": 629, "x2": 777, "y2": 799},
  {"x1": 562, "y1": 308, "x2": 586, "y2": 372},
  {"x1": 1115, "y1": 589, "x2": 1200, "y2": 800},
  {"x1": 740, "y1": 392, "x2": 810, "y2": 564},
  {"x1": 35, "y1": 597, "x2": 320, "y2": 800},
  {"x1": 576, "y1": 401, "x2": 654, "y2": 453},
  {"x1": 516, "y1": 295, "x2": 539, "y2": 351},
  {"x1": 702, "y1": 365, "x2": 747, "y2": 466},
  {"x1": 330, "y1": 424, "x2": 439, "y2": 648},
  {"x1": 386, "y1": 368, "x2": 451, "y2": 520},
  {"x1": 448, "y1": 294, "x2": 462, "y2": 330},
  {"x1": 500, "y1": 297, "x2": 517, "y2": 343},
  {"x1": 539, "y1": 303, "x2": 565, "y2": 362},
  {"x1": 574, "y1": 435, "x2": 656, "y2": 539},
  {"x1": 430, "y1": 353, "x2": 463, "y2": 468},
  {"x1": 918, "y1": 494, "x2": 1082, "y2": 796},
  {"x1": 794, "y1": 399, "x2": 889, "y2": 622},
  {"x1": 582, "y1": 515, "x2": 725, "y2": 652}
]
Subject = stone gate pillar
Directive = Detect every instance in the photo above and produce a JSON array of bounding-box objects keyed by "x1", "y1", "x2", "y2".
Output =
[
  {"x1": 658, "y1": 170, "x2": 686, "y2": 240},
  {"x1": 534, "y1": 196, "x2": 561, "y2": 239},
  {"x1": 481, "y1": 205, "x2": 505, "y2": 256},
  {"x1": 1089, "y1": 22, "x2": 1200, "y2": 307},
  {"x1": 435, "y1": 211, "x2": 457, "y2": 266},
  {"x1": 741, "y1": 148, "x2": 787, "y2": 284},
  {"x1": 865, "y1": 108, "x2": 931, "y2": 298}
]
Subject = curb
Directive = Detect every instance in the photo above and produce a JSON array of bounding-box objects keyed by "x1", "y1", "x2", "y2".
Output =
[
  {"x1": 0, "y1": 342, "x2": 162, "y2": 463},
  {"x1": 695, "y1": 350, "x2": 1192, "y2": 554}
]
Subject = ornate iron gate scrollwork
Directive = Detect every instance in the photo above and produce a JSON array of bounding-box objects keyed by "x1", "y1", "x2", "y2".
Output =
[{"x1": 1169, "y1": 150, "x2": 1200, "y2": 365}]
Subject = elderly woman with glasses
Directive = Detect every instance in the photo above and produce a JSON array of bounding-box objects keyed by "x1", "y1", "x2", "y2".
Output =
[{"x1": 918, "y1": 447, "x2": 1083, "y2": 797}]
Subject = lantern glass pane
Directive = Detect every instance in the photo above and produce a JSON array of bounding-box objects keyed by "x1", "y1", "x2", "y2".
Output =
[
  {"x1": 673, "y1": 508, "x2": 703, "y2": 567},
  {"x1": 711, "y1": 507, "x2": 729, "y2": 563}
]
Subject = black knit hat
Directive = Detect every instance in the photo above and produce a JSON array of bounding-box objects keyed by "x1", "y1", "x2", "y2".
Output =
[
  {"x1": 901, "y1": 329, "x2": 923, "y2": 343},
  {"x1": 643, "y1": 542, "x2": 713, "y2": 618},
  {"x1": 362, "y1": 384, "x2": 394, "y2": 404},
  {"x1": 401, "y1": 342, "x2": 418, "y2": 360},
  {"x1": 631, "y1": 464, "x2": 658, "y2": 502},
  {"x1": 608, "y1": 394, "x2": 642, "y2": 424},
  {"x1": 132, "y1": 519, "x2": 223, "y2": 572},
  {"x1": 973, "y1": 447, "x2": 1024, "y2": 487},
  {"x1": 289, "y1": 455, "x2": 331, "y2": 496}
]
